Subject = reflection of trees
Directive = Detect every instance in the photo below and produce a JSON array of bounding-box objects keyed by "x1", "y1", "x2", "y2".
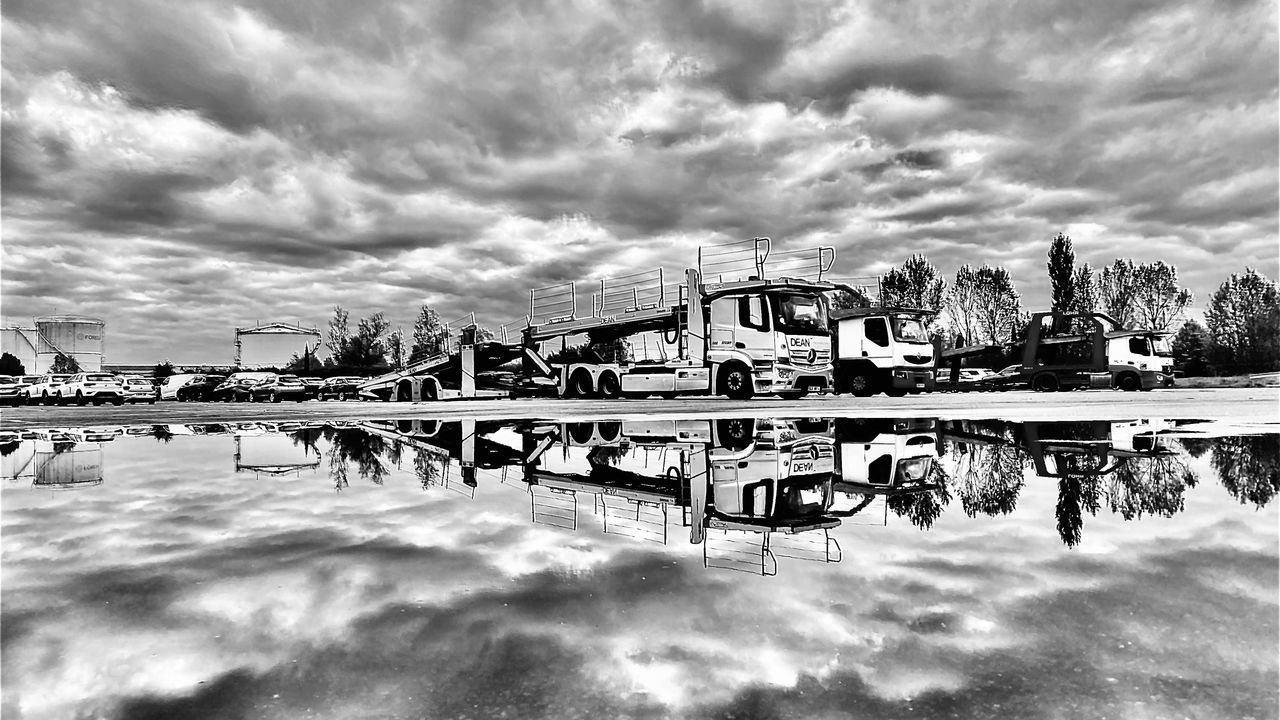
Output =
[
  {"x1": 151, "y1": 425, "x2": 174, "y2": 444},
  {"x1": 947, "y1": 421, "x2": 1028, "y2": 518},
  {"x1": 322, "y1": 427, "x2": 394, "y2": 487},
  {"x1": 886, "y1": 463, "x2": 952, "y2": 530},
  {"x1": 0, "y1": 441, "x2": 19, "y2": 457},
  {"x1": 1104, "y1": 455, "x2": 1197, "y2": 520},
  {"x1": 289, "y1": 427, "x2": 324, "y2": 456},
  {"x1": 1211, "y1": 436, "x2": 1280, "y2": 508},
  {"x1": 1178, "y1": 437, "x2": 1213, "y2": 459},
  {"x1": 413, "y1": 448, "x2": 444, "y2": 488},
  {"x1": 587, "y1": 445, "x2": 627, "y2": 467}
]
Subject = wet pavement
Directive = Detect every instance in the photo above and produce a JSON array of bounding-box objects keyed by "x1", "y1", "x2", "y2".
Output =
[{"x1": 2, "y1": 412, "x2": 1277, "y2": 719}]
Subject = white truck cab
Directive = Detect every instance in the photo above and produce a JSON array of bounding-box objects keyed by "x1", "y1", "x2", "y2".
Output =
[{"x1": 832, "y1": 309, "x2": 936, "y2": 396}]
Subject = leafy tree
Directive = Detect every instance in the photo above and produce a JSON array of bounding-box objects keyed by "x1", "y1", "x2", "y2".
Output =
[
  {"x1": 1098, "y1": 259, "x2": 1140, "y2": 328},
  {"x1": 1133, "y1": 261, "x2": 1193, "y2": 331},
  {"x1": 1210, "y1": 436, "x2": 1280, "y2": 508},
  {"x1": 829, "y1": 286, "x2": 873, "y2": 311},
  {"x1": 50, "y1": 353, "x2": 81, "y2": 373},
  {"x1": 387, "y1": 328, "x2": 406, "y2": 370},
  {"x1": 970, "y1": 265, "x2": 1022, "y2": 344},
  {"x1": 0, "y1": 352, "x2": 25, "y2": 376},
  {"x1": 325, "y1": 306, "x2": 351, "y2": 362},
  {"x1": 1205, "y1": 268, "x2": 1280, "y2": 374},
  {"x1": 1171, "y1": 320, "x2": 1210, "y2": 376},
  {"x1": 1072, "y1": 263, "x2": 1097, "y2": 314},
  {"x1": 410, "y1": 305, "x2": 449, "y2": 362},
  {"x1": 343, "y1": 313, "x2": 391, "y2": 368},
  {"x1": 1047, "y1": 232, "x2": 1078, "y2": 315},
  {"x1": 946, "y1": 264, "x2": 983, "y2": 345},
  {"x1": 881, "y1": 254, "x2": 946, "y2": 312},
  {"x1": 1098, "y1": 259, "x2": 1192, "y2": 330}
]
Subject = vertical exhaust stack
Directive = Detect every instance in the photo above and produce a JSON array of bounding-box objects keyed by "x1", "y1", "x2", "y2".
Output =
[{"x1": 685, "y1": 268, "x2": 706, "y2": 364}]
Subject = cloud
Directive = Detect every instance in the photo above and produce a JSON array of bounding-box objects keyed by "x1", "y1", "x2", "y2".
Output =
[{"x1": 1, "y1": 0, "x2": 1276, "y2": 362}]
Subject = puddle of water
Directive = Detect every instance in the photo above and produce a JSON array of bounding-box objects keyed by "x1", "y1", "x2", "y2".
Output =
[{"x1": 3, "y1": 416, "x2": 1277, "y2": 719}]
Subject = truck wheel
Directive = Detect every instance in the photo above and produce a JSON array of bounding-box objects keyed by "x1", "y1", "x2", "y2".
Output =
[
  {"x1": 567, "y1": 370, "x2": 594, "y2": 399},
  {"x1": 1032, "y1": 374, "x2": 1059, "y2": 392},
  {"x1": 846, "y1": 371, "x2": 875, "y2": 397},
  {"x1": 716, "y1": 418, "x2": 753, "y2": 451},
  {"x1": 719, "y1": 365, "x2": 753, "y2": 400},
  {"x1": 1117, "y1": 373, "x2": 1141, "y2": 392},
  {"x1": 597, "y1": 372, "x2": 621, "y2": 399}
]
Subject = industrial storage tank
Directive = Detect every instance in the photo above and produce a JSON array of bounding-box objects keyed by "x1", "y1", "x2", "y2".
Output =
[
  {"x1": 235, "y1": 322, "x2": 321, "y2": 369},
  {"x1": 0, "y1": 326, "x2": 39, "y2": 373},
  {"x1": 34, "y1": 316, "x2": 105, "y2": 372}
]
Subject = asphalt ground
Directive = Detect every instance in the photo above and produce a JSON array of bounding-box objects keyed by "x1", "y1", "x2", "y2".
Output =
[{"x1": 1, "y1": 387, "x2": 1276, "y2": 429}]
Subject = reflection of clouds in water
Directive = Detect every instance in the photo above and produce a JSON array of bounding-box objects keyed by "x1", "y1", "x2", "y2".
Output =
[{"x1": 1, "y1": 430, "x2": 1277, "y2": 719}]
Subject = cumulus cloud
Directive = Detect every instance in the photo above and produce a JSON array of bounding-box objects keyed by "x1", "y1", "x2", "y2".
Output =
[{"x1": 1, "y1": 0, "x2": 1276, "y2": 362}]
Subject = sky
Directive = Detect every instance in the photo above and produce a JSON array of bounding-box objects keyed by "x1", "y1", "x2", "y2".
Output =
[{"x1": 2, "y1": 0, "x2": 1277, "y2": 364}]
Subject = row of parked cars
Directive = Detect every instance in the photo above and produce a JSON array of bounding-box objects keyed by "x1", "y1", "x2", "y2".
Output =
[{"x1": 0, "y1": 372, "x2": 370, "y2": 406}]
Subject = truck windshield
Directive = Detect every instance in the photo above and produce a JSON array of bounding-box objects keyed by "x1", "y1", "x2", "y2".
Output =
[
  {"x1": 891, "y1": 316, "x2": 928, "y2": 343},
  {"x1": 772, "y1": 294, "x2": 827, "y2": 335},
  {"x1": 1151, "y1": 336, "x2": 1172, "y2": 356}
]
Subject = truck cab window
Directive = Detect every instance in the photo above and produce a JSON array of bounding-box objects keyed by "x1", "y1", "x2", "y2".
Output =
[
  {"x1": 738, "y1": 296, "x2": 769, "y2": 331},
  {"x1": 1128, "y1": 337, "x2": 1150, "y2": 356},
  {"x1": 864, "y1": 318, "x2": 889, "y2": 347}
]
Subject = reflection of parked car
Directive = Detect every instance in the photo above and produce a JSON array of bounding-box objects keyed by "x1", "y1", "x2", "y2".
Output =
[
  {"x1": 212, "y1": 372, "x2": 275, "y2": 402},
  {"x1": 249, "y1": 374, "x2": 309, "y2": 403},
  {"x1": 59, "y1": 373, "x2": 126, "y2": 405},
  {"x1": 173, "y1": 375, "x2": 225, "y2": 402},
  {"x1": 317, "y1": 376, "x2": 364, "y2": 401},
  {"x1": 23, "y1": 374, "x2": 73, "y2": 405},
  {"x1": 121, "y1": 377, "x2": 159, "y2": 404}
]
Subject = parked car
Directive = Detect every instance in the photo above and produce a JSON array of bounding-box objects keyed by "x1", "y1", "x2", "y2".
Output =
[
  {"x1": 173, "y1": 375, "x2": 226, "y2": 402},
  {"x1": 0, "y1": 375, "x2": 29, "y2": 405},
  {"x1": 121, "y1": 376, "x2": 159, "y2": 404},
  {"x1": 249, "y1": 374, "x2": 309, "y2": 403},
  {"x1": 159, "y1": 374, "x2": 204, "y2": 401},
  {"x1": 212, "y1": 372, "x2": 276, "y2": 402},
  {"x1": 316, "y1": 376, "x2": 364, "y2": 401},
  {"x1": 981, "y1": 365, "x2": 1026, "y2": 391},
  {"x1": 22, "y1": 374, "x2": 72, "y2": 405},
  {"x1": 298, "y1": 377, "x2": 324, "y2": 399},
  {"x1": 58, "y1": 373, "x2": 126, "y2": 405}
]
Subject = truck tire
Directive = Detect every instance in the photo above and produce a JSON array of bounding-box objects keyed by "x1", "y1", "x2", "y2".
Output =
[
  {"x1": 1117, "y1": 373, "x2": 1141, "y2": 392},
  {"x1": 567, "y1": 370, "x2": 594, "y2": 399},
  {"x1": 718, "y1": 364, "x2": 753, "y2": 400},
  {"x1": 845, "y1": 370, "x2": 876, "y2": 397},
  {"x1": 716, "y1": 418, "x2": 753, "y2": 451},
  {"x1": 1032, "y1": 374, "x2": 1059, "y2": 392},
  {"x1": 597, "y1": 371, "x2": 621, "y2": 399}
]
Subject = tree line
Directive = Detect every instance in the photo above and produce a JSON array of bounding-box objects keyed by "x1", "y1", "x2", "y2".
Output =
[
  {"x1": 836, "y1": 232, "x2": 1277, "y2": 375},
  {"x1": 321, "y1": 305, "x2": 498, "y2": 373}
]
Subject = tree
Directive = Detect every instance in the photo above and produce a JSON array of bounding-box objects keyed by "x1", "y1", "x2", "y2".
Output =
[
  {"x1": 51, "y1": 353, "x2": 81, "y2": 373},
  {"x1": 1047, "y1": 232, "x2": 1077, "y2": 315},
  {"x1": 1205, "y1": 268, "x2": 1280, "y2": 374},
  {"x1": 1098, "y1": 259, "x2": 1140, "y2": 328},
  {"x1": 829, "y1": 286, "x2": 873, "y2": 311},
  {"x1": 946, "y1": 264, "x2": 983, "y2": 346},
  {"x1": 1171, "y1": 320, "x2": 1210, "y2": 376},
  {"x1": 1098, "y1": 259, "x2": 1192, "y2": 330},
  {"x1": 970, "y1": 265, "x2": 1022, "y2": 344},
  {"x1": 1132, "y1": 261, "x2": 1193, "y2": 331},
  {"x1": 410, "y1": 305, "x2": 449, "y2": 362},
  {"x1": 881, "y1": 254, "x2": 946, "y2": 312},
  {"x1": 325, "y1": 306, "x2": 351, "y2": 362},
  {"x1": 152, "y1": 360, "x2": 176, "y2": 379},
  {"x1": 0, "y1": 352, "x2": 25, "y2": 376},
  {"x1": 1072, "y1": 264, "x2": 1097, "y2": 314},
  {"x1": 387, "y1": 328, "x2": 406, "y2": 370},
  {"x1": 343, "y1": 313, "x2": 391, "y2": 368}
]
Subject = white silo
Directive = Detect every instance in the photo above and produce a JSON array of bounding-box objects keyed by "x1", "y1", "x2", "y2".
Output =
[
  {"x1": 0, "y1": 326, "x2": 40, "y2": 373},
  {"x1": 34, "y1": 316, "x2": 105, "y2": 372}
]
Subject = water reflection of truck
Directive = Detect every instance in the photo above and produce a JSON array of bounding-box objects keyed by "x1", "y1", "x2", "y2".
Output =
[
  {"x1": 829, "y1": 418, "x2": 941, "y2": 521},
  {"x1": 522, "y1": 417, "x2": 843, "y2": 575}
]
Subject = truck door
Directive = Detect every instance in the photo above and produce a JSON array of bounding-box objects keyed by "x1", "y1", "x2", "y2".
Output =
[
  {"x1": 862, "y1": 317, "x2": 893, "y2": 367},
  {"x1": 726, "y1": 294, "x2": 775, "y2": 362}
]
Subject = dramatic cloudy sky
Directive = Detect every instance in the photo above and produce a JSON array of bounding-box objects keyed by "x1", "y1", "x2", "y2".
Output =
[{"x1": 2, "y1": 0, "x2": 1277, "y2": 363}]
